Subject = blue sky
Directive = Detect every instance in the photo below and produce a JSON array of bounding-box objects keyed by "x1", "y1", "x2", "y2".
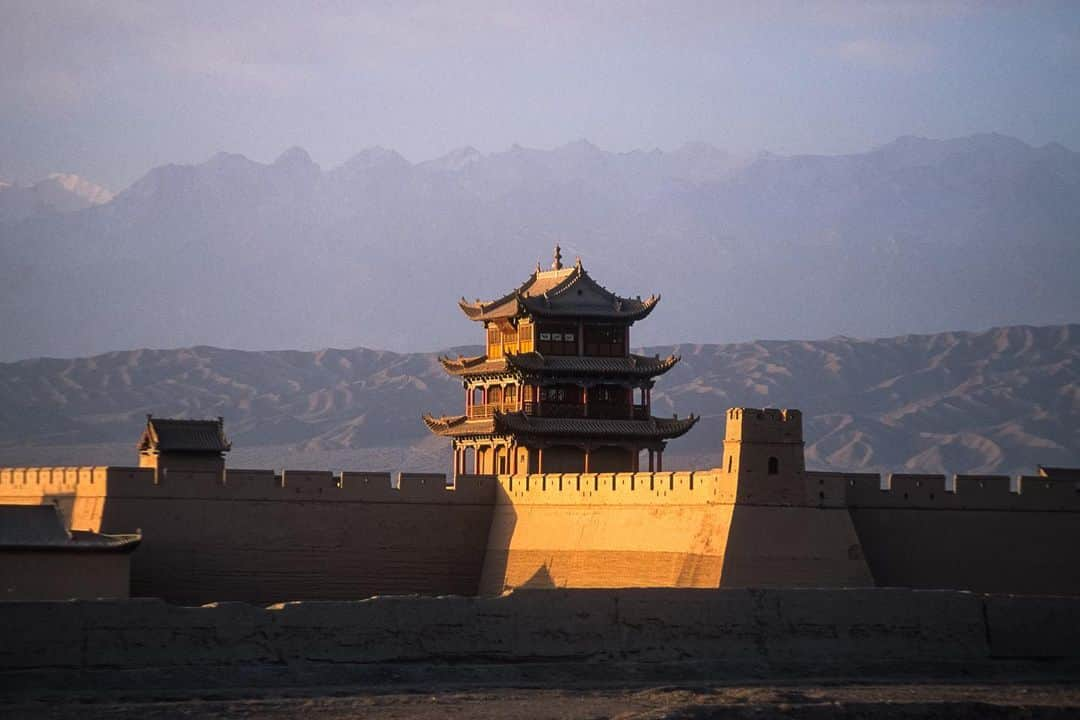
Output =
[{"x1": 2, "y1": 0, "x2": 1078, "y2": 190}]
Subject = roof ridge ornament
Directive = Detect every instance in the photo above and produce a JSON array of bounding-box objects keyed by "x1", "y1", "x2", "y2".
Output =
[{"x1": 552, "y1": 244, "x2": 563, "y2": 270}]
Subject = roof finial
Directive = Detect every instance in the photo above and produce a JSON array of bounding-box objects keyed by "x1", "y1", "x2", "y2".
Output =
[
  {"x1": 552, "y1": 244, "x2": 563, "y2": 270},
  {"x1": 575, "y1": 255, "x2": 582, "y2": 269}
]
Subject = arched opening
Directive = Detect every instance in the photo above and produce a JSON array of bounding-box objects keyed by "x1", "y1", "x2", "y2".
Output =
[
  {"x1": 488, "y1": 386, "x2": 502, "y2": 406},
  {"x1": 768, "y1": 456, "x2": 779, "y2": 475},
  {"x1": 471, "y1": 386, "x2": 484, "y2": 408}
]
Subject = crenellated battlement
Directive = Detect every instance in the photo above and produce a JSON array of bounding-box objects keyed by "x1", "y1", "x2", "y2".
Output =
[
  {"x1": 0, "y1": 465, "x2": 495, "y2": 504},
  {"x1": 5, "y1": 462, "x2": 1075, "y2": 512},
  {"x1": 489, "y1": 470, "x2": 733, "y2": 506},
  {"x1": 482, "y1": 467, "x2": 1080, "y2": 511},
  {"x1": 724, "y1": 407, "x2": 803, "y2": 443},
  {"x1": 800, "y1": 470, "x2": 1080, "y2": 510}
]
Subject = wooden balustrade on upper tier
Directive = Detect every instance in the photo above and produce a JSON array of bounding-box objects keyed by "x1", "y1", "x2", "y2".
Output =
[{"x1": 466, "y1": 402, "x2": 649, "y2": 420}]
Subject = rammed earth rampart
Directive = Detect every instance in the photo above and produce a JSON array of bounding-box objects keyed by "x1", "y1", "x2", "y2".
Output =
[
  {"x1": 2, "y1": 589, "x2": 1080, "y2": 693},
  {"x1": 2, "y1": 450, "x2": 1079, "y2": 603}
]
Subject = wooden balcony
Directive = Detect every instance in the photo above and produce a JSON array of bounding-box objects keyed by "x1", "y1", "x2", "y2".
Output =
[
  {"x1": 520, "y1": 402, "x2": 649, "y2": 420},
  {"x1": 467, "y1": 402, "x2": 520, "y2": 419},
  {"x1": 469, "y1": 400, "x2": 650, "y2": 420}
]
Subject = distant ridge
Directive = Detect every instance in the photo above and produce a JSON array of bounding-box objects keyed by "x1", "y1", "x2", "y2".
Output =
[
  {"x1": 0, "y1": 173, "x2": 112, "y2": 223},
  {"x1": 2, "y1": 133, "x2": 1078, "y2": 362},
  {"x1": 0, "y1": 323, "x2": 1076, "y2": 477}
]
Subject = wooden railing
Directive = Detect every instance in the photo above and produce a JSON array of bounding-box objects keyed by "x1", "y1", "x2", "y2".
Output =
[
  {"x1": 519, "y1": 402, "x2": 649, "y2": 420},
  {"x1": 467, "y1": 402, "x2": 520, "y2": 419}
]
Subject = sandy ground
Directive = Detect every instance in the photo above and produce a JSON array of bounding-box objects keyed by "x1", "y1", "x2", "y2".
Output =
[{"x1": 7, "y1": 683, "x2": 1080, "y2": 719}]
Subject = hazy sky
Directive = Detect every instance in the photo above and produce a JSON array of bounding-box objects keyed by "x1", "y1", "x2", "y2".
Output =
[{"x1": 2, "y1": 1, "x2": 1078, "y2": 190}]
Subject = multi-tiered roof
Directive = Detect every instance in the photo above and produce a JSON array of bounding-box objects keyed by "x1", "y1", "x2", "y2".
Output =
[{"x1": 423, "y1": 248, "x2": 696, "y2": 474}]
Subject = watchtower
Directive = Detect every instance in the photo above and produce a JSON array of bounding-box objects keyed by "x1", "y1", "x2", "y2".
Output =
[
  {"x1": 424, "y1": 246, "x2": 698, "y2": 476},
  {"x1": 137, "y1": 415, "x2": 231, "y2": 479},
  {"x1": 721, "y1": 408, "x2": 805, "y2": 478}
]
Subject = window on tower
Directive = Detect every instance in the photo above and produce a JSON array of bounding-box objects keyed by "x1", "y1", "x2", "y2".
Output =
[
  {"x1": 536, "y1": 324, "x2": 577, "y2": 355},
  {"x1": 584, "y1": 324, "x2": 626, "y2": 357}
]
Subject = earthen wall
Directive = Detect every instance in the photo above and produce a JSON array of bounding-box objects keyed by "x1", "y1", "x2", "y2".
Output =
[
  {"x1": 0, "y1": 467, "x2": 497, "y2": 605},
  {"x1": 0, "y1": 551, "x2": 131, "y2": 601},
  {"x1": 818, "y1": 470, "x2": 1080, "y2": 595},
  {"x1": 4, "y1": 460, "x2": 1079, "y2": 601},
  {"x1": 4, "y1": 589, "x2": 1079, "y2": 691},
  {"x1": 478, "y1": 468, "x2": 872, "y2": 594}
]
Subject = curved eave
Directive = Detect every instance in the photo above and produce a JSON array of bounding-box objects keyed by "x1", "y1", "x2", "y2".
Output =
[
  {"x1": 459, "y1": 295, "x2": 523, "y2": 322},
  {"x1": 520, "y1": 293, "x2": 660, "y2": 322},
  {"x1": 655, "y1": 414, "x2": 699, "y2": 439},
  {"x1": 493, "y1": 413, "x2": 699, "y2": 440},
  {"x1": 458, "y1": 267, "x2": 548, "y2": 321},
  {"x1": 504, "y1": 352, "x2": 680, "y2": 378},
  {"x1": 456, "y1": 264, "x2": 658, "y2": 323},
  {"x1": 422, "y1": 413, "x2": 498, "y2": 438},
  {"x1": 437, "y1": 355, "x2": 511, "y2": 377}
]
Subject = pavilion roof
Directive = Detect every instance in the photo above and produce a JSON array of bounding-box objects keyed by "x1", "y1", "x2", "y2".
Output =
[
  {"x1": 438, "y1": 352, "x2": 680, "y2": 379},
  {"x1": 457, "y1": 250, "x2": 659, "y2": 323},
  {"x1": 494, "y1": 413, "x2": 698, "y2": 440},
  {"x1": 422, "y1": 412, "x2": 698, "y2": 441},
  {"x1": 138, "y1": 415, "x2": 232, "y2": 454}
]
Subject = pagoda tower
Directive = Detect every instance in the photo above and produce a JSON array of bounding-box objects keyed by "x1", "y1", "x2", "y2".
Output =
[{"x1": 424, "y1": 246, "x2": 698, "y2": 477}]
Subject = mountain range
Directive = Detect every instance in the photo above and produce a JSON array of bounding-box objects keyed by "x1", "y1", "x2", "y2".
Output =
[
  {"x1": 0, "y1": 174, "x2": 113, "y2": 224},
  {"x1": 1, "y1": 133, "x2": 1078, "y2": 362},
  {"x1": 0, "y1": 323, "x2": 1076, "y2": 477}
]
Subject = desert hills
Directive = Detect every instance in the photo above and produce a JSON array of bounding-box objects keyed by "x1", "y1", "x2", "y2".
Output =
[{"x1": 0, "y1": 323, "x2": 1075, "y2": 476}]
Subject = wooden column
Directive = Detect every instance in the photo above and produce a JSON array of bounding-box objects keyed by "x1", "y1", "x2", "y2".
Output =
[
  {"x1": 583, "y1": 446, "x2": 590, "y2": 474},
  {"x1": 582, "y1": 384, "x2": 589, "y2": 418},
  {"x1": 648, "y1": 450, "x2": 654, "y2": 472},
  {"x1": 537, "y1": 447, "x2": 544, "y2": 474}
]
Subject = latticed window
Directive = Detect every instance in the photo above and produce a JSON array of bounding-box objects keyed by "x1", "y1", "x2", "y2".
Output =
[
  {"x1": 584, "y1": 324, "x2": 626, "y2": 356},
  {"x1": 537, "y1": 324, "x2": 577, "y2": 355},
  {"x1": 541, "y1": 386, "x2": 568, "y2": 402}
]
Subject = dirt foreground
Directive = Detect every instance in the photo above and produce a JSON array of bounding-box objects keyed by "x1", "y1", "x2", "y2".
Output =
[{"x1": 7, "y1": 682, "x2": 1080, "y2": 719}]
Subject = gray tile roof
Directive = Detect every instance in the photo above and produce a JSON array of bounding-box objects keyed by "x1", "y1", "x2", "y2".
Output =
[
  {"x1": 495, "y1": 413, "x2": 699, "y2": 440},
  {"x1": 138, "y1": 415, "x2": 231, "y2": 453},
  {"x1": 423, "y1": 412, "x2": 698, "y2": 440},
  {"x1": 438, "y1": 352, "x2": 680, "y2": 378},
  {"x1": 0, "y1": 505, "x2": 141, "y2": 552},
  {"x1": 458, "y1": 262, "x2": 658, "y2": 323}
]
